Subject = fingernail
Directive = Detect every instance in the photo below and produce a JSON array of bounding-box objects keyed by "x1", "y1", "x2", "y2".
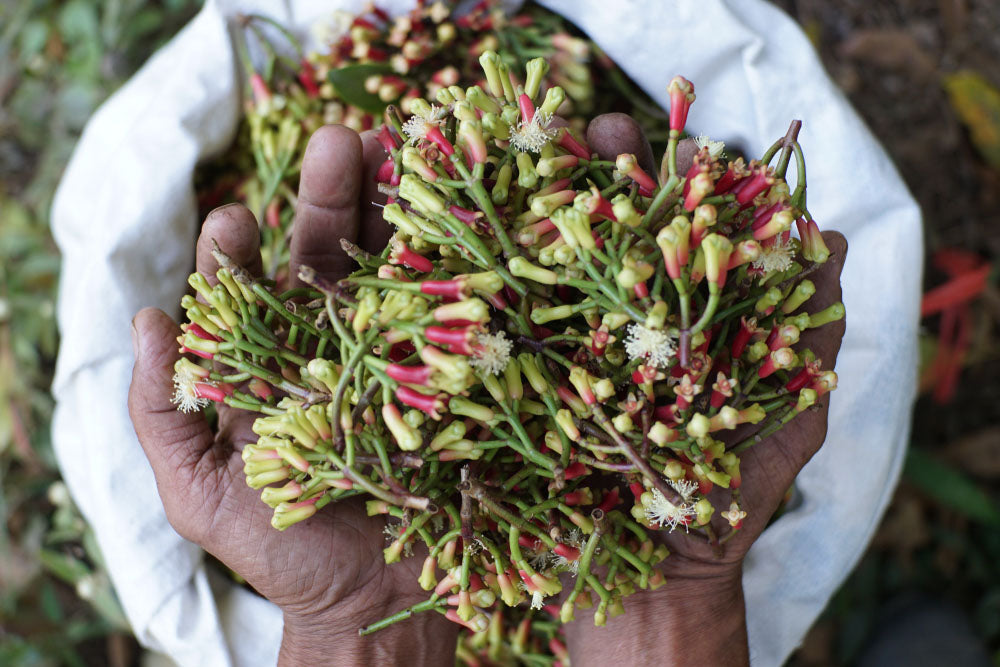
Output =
[{"x1": 131, "y1": 317, "x2": 140, "y2": 358}]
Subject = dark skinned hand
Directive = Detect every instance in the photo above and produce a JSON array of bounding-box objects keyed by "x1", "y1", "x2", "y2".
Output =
[{"x1": 562, "y1": 131, "x2": 848, "y2": 666}]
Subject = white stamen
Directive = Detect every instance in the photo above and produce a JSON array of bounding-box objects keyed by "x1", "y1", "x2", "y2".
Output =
[
  {"x1": 669, "y1": 478, "x2": 698, "y2": 500},
  {"x1": 401, "y1": 115, "x2": 430, "y2": 143},
  {"x1": 400, "y1": 105, "x2": 445, "y2": 144},
  {"x1": 694, "y1": 135, "x2": 726, "y2": 160},
  {"x1": 171, "y1": 372, "x2": 211, "y2": 414},
  {"x1": 752, "y1": 236, "x2": 796, "y2": 274},
  {"x1": 470, "y1": 331, "x2": 513, "y2": 375},
  {"x1": 644, "y1": 487, "x2": 696, "y2": 533},
  {"x1": 311, "y1": 10, "x2": 354, "y2": 46},
  {"x1": 624, "y1": 324, "x2": 677, "y2": 368},
  {"x1": 510, "y1": 110, "x2": 557, "y2": 153},
  {"x1": 553, "y1": 528, "x2": 586, "y2": 575}
]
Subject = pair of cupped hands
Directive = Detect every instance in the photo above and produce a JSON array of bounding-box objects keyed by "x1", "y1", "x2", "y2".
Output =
[{"x1": 129, "y1": 114, "x2": 846, "y2": 666}]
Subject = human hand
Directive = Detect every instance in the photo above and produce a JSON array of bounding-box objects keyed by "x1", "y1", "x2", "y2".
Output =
[
  {"x1": 562, "y1": 197, "x2": 848, "y2": 666},
  {"x1": 128, "y1": 125, "x2": 460, "y2": 665}
]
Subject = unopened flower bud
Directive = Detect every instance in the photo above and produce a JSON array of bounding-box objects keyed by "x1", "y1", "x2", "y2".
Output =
[
  {"x1": 260, "y1": 480, "x2": 303, "y2": 508},
  {"x1": 602, "y1": 311, "x2": 631, "y2": 330},
  {"x1": 701, "y1": 233, "x2": 734, "y2": 288},
  {"x1": 433, "y1": 298, "x2": 490, "y2": 323},
  {"x1": 382, "y1": 404, "x2": 422, "y2": 451},
  {"x1": 758, "y1": 348, "x2": 798, "y2": 378},
  {"x1": 691, "y1": 498, "x2": 713, "y2": 526},
  {"x1": 753, "y1": 208, "x2": 795, "y2": 241},
  {"x1": 667, "y1": 75, "x2": 696, "y2": 132},
  {"x1": 551, "y1": 206, "x2": 594, "y2": 249},
  {"x1": 540, "y1": 86, "x2": 566, "y2": 116},
  {"x1": 399, "y1": 174, "x2": 446, "y2": 215},
  {"x1": 616, "y1": 263, "x2": 654, "y2": 290},
  {"x1": 524, "y1": 57, "x2": 549, "y2": 100},
  {"x1": 518, "y1": 353, "x2": 548, "y2": 393},
  {"x1": 419, "y1": 556, "x2": 438, "y2": 590},
  {"x1": 686, "y1": 413, "x2": 710, "y2": 439},
  {"x1": 479, "y1": 51, "x2": 504, "y2": 97},
  {"x1": 509, "y1": 256, "x2": 559, "y2": 285},
  {"x1": 782, "y1": 279, "x2": 816, "y2": 313},
  {"x1": 449, "y1": 396, "x2": 494, "y2": 422},
  {"x1": 554, "y1": 409, "x2": 580, "y2": 440},
  {"x1": 466, "y1": 85, "x2": 500, "y2": 114},
  {"x1": 808, "y1": 302, "x2": 846, "y2": 328},
  {"x1": 610, "y1": 194, "x2": 641, "y2": 227},
  {"x1": 271, "y1": 499, "x2": 317, "y2": 531},
  {"x1": 755, "y1": 286, "x2": 783, "y2": 313},
  {"x1": 812, "y1": 370, "x2": 838, "y2": 396},
  {"x1": 796, "y1": 218, "x2": 831, "y2": 263},
  {"x1": 516, "y1": 151, "x2": 539, "y2": 188},
  {"x1": 401, "y1": 146, "x2": 438, "y2": 182},
  {"x1": 615, "y1": 153, "x2": 656, "y2": 193},
  {"x1": 491, "y1": 161, "x2": 512, "y2": 203},
  {"x1": 612, "y1": 413, "x2": 634, "y2": 433},
  {"x1": 684, "y1": 172, "x2": 713, "y2": 211}
]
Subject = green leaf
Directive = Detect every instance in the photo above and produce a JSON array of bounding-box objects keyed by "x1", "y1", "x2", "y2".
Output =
[
  {"x1": 943, "y1": 70, "x2": 1000, "y2": 170},
  {"x1": 37, "y1": 548, "x2": 91, "y2": 584},
  {"x1": 904, "y1": 447, "x2": 1000, "y2": 525},
  {"x1": 18, "y1": 20, "x2": 49, "y2": 61},
  {"x1": 39, "y1": 579, "x2": 64, "y2": 623},
  {"x1": 327, "y1": 63, "x2": 394, "y2": 114}
]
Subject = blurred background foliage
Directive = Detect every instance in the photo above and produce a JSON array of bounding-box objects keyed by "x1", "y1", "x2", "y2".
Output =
[
  {"x1": 0, "y1": 0, "x2": 998, "y2": 665},
  {"x1": 0, "y1": 1, "x2": 199, "y2": 664}
]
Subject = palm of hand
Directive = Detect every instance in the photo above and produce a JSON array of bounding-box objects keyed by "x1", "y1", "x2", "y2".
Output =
[{"x1": 661, "y1": 230, "x2": 847, "y2": 573}]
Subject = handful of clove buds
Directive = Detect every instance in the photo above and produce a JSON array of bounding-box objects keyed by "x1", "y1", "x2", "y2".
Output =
[{"x1": 174, "y1": 51, "x2": 843, "y2": 640}]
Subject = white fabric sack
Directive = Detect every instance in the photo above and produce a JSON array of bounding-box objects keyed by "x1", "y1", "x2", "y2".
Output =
[{"x1": 51, "y1": 1, "x2": 922, "y2": 665}]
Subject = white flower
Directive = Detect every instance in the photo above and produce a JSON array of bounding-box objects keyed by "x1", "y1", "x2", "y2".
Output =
[
  {"x1": 171, "y1": 371, "x2": 211, "y2": 414},
  {"x1": 401, "y1": 115, "x2": 431, "y2": 144},
  {"x1": 401, "y1": 105, "x2": 445, "y2": 144},
  {"x1": 624, "y1": 324, "x2": 677, "y2": 368},
  {"x1": 669, "y1": 478, "x2": 698, "y2": 500},
  {"x1": 311, "y1": 10, "x2": 354, "y2": 46},
  {"x1": 721, "y1": 502, "x2": 748, "y2": 528},
  {"x1": 382, "y1": 523, "x2": 413, "y2": 557},
  {"x1": 752, "y1": 236, "x2": 795, "y2": 274},
  {"x1": 510, "y1": 110, "x2": 557, "y2": 153},
  {"x1": 529, "y1": 550, "x2": 553, "y2": 572},
  {"x1": 644, "y1": 487, "x2": 696, "y2": 533},
  {"x1": 694, "y1": 135, "x2": 726, "y2": 160},
  {"x1": 531, "y1": 590, "x2": 545, "y2": 610},
  {"x1": 552, "y1": 529, "x2": 586, "y2": 575},
  {"x1": 470, "y1": 331, "x2": 513, "y2": 375}
]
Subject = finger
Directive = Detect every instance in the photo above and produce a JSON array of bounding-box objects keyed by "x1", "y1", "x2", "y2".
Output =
[
  {"x1": 196, "y1": 203, "x2": 264, "y2": 283},
  {"x1": 194, "y1": 204, "x2": 263, "y2": 431},
  {"x1": 358, "y1": 129, "x2": 393, "y2": 254},
  {"x1": 128, "y1": 307, "x2": 218, "y2": 544},
  {"x1": 732, "y1": 232, "x2": 849, "y2": 529},
  {"x1": 586, "y1": 112, "x2": 655, "y2": 175},
  {"x1": 674, "y1": 138, "x2": 700, "y2": 178},
  {"x1": 290, "y1": 125, "x2": 364, "y2": 286}
]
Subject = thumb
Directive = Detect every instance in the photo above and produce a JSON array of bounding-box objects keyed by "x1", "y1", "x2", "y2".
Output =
[
  {"x1": 586, "y1": 112, "x2": 656, "y2": 175},
  {"x1": 128, "y1": 307, "x2": 218, "y2": 543}
]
